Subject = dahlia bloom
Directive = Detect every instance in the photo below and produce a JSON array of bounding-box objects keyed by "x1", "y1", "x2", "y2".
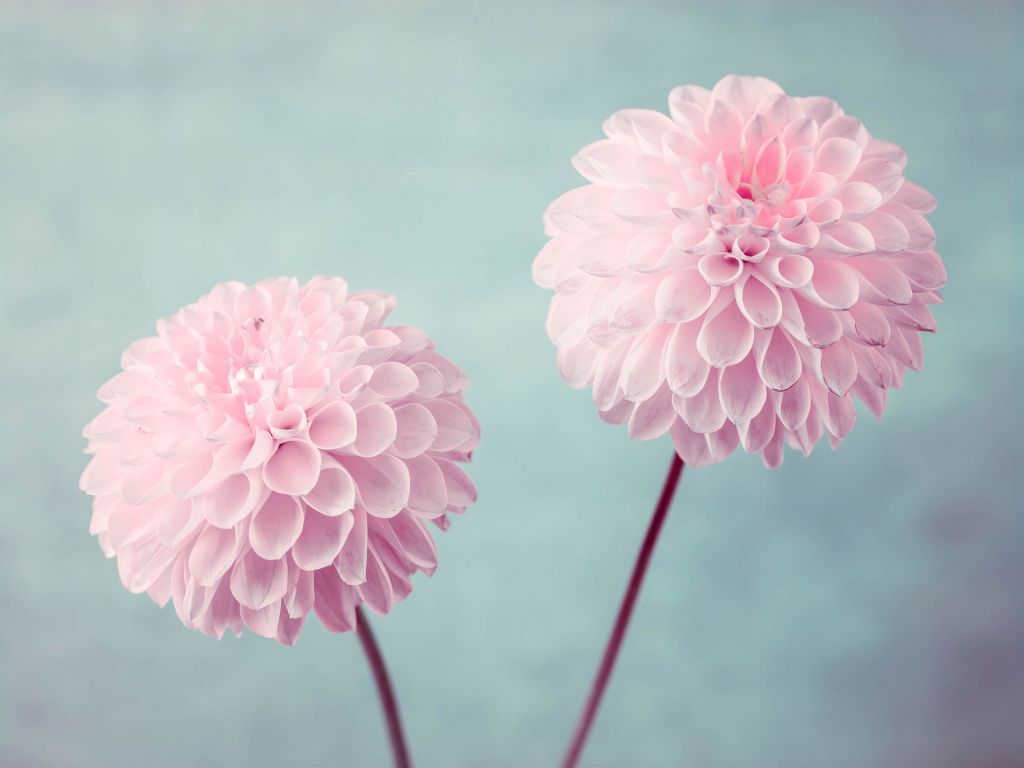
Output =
[
  {"x1": 80, "y1": 277, "x2": 480, "y2": 644},
  {"x1": 534, "y1": 74, "x2": 945, "y2": 467}
]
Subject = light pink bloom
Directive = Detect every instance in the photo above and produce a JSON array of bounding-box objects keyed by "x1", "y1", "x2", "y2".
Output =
[
  {"x1": 534, "y1": 75, "x2": 945, "y2": 467},
  {"x1": 80, "y1": 277, "x2": 480, "y2": 644}
]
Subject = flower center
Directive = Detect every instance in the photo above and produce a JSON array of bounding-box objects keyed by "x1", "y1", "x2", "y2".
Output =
[{"x1": 735, "y1": 180, "x2": 790, "y2": 209}]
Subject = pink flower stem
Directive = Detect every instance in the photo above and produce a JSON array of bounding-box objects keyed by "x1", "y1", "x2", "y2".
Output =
[
  {"x1": 356, "y1": 607, "x2": 413, "y2": 768},
  {"x1": 561, "y1": 452, "x2": 685, "y2": 768}
]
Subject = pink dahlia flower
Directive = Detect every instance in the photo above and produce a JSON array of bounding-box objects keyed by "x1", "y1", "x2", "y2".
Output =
[
  {"x1": 534, "y1": 75, "x2": 946, "y2": 467},
  {"x1": 80, "y1": 277, "x2": 480, "y2": 644}
]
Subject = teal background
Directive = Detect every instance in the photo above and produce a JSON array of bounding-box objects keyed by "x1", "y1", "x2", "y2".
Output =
[{"x1": 1, "y1": 2, "x2": 1022, "y2": 766}]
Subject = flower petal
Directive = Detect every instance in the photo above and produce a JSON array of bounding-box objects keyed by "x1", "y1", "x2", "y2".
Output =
[
  {"x1": 392, "y1": 403, "x2": 438, "y2": 458},
  {"x1": 821, "y1": 340, "x2": 857, "y2": 397},
  {"x1": 313, "y1": 568, "x2": 358, "y2": 632},
  {"x1": 291, "y1": 508, "x2": 354, "y2": 571},
  {"x1": 807, "y1": 259, "x2": 860, "y2": 310},
  {"x1": 697, "y1": 302, "x2": 755, "y2": 367},
  {"x1": 249, "y1": 493, "x2": 303, "y2": 561},
  {"x1": 678, "y1": 369, "x2": 726, "y2": 433},
  {"x1": 229, "y1": 549, "x2": 288, "y2": 611},
  {"x1": 387, "y1": 511, "x2": 438, "y2": 570},
  {"x1": 302, "y1": 460, "x2": 356, "y2": 517},
  {"x1": 368, "y1": 362, "x2": 420, "y2": 400},
  {"x1": 308, "y1": 401, "x2": 357, "y2": 450},
  {"x1": 736, "y1": 275, "x2": 782, "y2": 329},
  {"x1": 263, "y1": 440, "x2": 321, "y2": 496},
  {"x1": 621, "y1": 324, "x2": 670, "y2": 402},
  {"x1": 655, "y1": 268, "x2": 717, "y2": 323},
  {"x1": 346, "y1": 455, "x2": 410, "y2": 518},
  {"x1": 718, "y1": 353, "x2": 767, "y2": 424},
  {"x1": 358, "y1": 549, "x2": 394, "y2": 616},
  {"x1": 666, "y1": 321, "x2": 710, "y2": 397},
  {"x1": 188, "y1": 523, "x2": 239, "y2": 587},
  {"x1": 815, "y1": 137, "x2": 862, "y2": 177},
  {"x1": 405, "y1": 455, "x2": 448, "y2": 518},
  {"x1": 627, "y1": 385, "x2": 676, "y2": 440},
  {"x1": 755, "y1": 329, "x2": 802, "y2": 391},
  {"x1": 336, "y1": 508, "x2": 368, "y2": 586},
  {"x1": 194, "y1": 473, "x2": 261, "y2": 529},
  {"x1": 353, "y1": 403, "x2": 398, "y2": 457}
]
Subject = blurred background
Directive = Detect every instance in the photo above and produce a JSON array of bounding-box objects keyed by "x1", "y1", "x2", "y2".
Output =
[{"x1": 1, "y1": 1, "x2": 1021, "y2": 766}]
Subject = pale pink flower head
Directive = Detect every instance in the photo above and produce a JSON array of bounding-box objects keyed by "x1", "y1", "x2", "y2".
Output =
[
  {"x1": 534, "y1": 75, "x2": 945, "y2": 467},
  {"x1": 81, "y1": 277, "x2": 480, "y2": 644}
]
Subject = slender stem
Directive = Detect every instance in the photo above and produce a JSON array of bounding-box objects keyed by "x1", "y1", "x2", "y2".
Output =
[
  {"x1": 356, "y1": 606, "x2": 412, "y2": 768},
  {"x1": 561, "y1": 452, "x2": 685, "y2": 768}
]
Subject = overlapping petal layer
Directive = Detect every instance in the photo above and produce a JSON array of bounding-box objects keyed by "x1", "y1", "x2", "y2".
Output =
[
  {"x1": 534, "y1": 75, "x2": 944, "y2": 466},
  {"x1": 81, "y1": 277, "x2": 480, "y2": 643}
]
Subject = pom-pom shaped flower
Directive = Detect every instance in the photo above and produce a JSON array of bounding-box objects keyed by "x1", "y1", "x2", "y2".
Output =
[
  {"x1": 534, "y1": 75, "x2": 945, "y2": 467},
  {"x1": 80, "y1": 277, "x2": 480, "y2": 644}
]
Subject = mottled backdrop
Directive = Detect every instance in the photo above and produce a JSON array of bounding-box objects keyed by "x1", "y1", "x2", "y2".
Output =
[{"x1": 1, "y1": 2, "x2": 1021, "y2": 767}]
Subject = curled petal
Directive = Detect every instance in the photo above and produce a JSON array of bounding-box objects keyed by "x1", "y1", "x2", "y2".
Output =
[
  {"x1": 759, "y1": 255, "x2": 813, "y2": 289},
  {"x1": 806, "y1": 259, "x2": 860, "y2": 310},
  {"x1": 392, "y1": 403, "x2": 438, "y2": 458},
  {"x1": 194, "y1": 472, "x2": 262, "y2": 529},
  {"x1": 697, "y1": 302, "x2": 755, "y2": 368},
  {"x1": 736, "y1": 275, "x2": 782, "y2": 329},
  {"x1": 678, "y1": 370, "x2": 727, "y2": 433},
  {"x1": 336, "y1": 509, "x2": 369, "y2": 586},
  {"x1": 188, "y1": 523, "x2": 240, "y2": 588},
  {"x1": 848, "y1": 302, "x2": 891, "y2": 346},
  {"x1": 612, "y1": 187, "x2": 674, "y2": 227},
  {"x1": 655, "y1": 268, "x2": 718, "y2": 323},
  {"x1": 834, "y1": 182, "x2": 882, "y2": 218},
  {"x1": 358, "y1": 549, "x2": 394, "y2": 616},
  {"x1": 893, "y1": 181, "x2": 936, "y2": 212},
  {"x1": 608, "y1": 274, "x2": 660, "y2": 332},
  {"x1": 849, "y1": 159, "x2": 904, "y2": 200},
  {"x1": 230, "y1": 550, "x2": 288, "y2": 611},
  {"x1": 347, "y1": 456, "x2": 410, "y2": 519},
  {"x1": 308, "y1": 401, "x2": 357, "y2": 451},
  {"x1": 718, "y1": 353, "x2": 768, "y2": 424},
  {"x1": 267, "y1": 404, "x2": 306, "y2": 440},
  {"x1": 621, "y1": 323, "x2": 670, "y2": 402},
  {"x1": 291, "y1": 508, "x2": 354, "y2": 571},
  {"x1": 302, "y1": 459, "x2": 356, "y2": 517},
  {"x1": 820, "y1": 221, "x2": 875, "y2": 254},
  {"x1": 577, "y1": 233, "x2": 631, "y2": 276},
  {"x1": 405, "y1": 455, "x2": 448, "y2": 518},
  {"x1": 753, "y1": 138, "x2": 784, "y2": 189},
  {"x1": 368, "y1": 362, "x2": 420, "y2": 400},
  {"x1": 313, "y1": 568, "x2": 358, "y2": 632},
  {"x1": 821, "y1": 341, "x2": 858, "y2": 397},
  {"x1": 815, "y1": 137, "x2": 862, "y2": 177},
  {"x1": 627, "y1": 385, "x2": 676, "y2": 440},
  {"x1": 263, "y1": 440, "x2": 321, "y2": 496},
  {"x1": 435, "y1": 458, "x2": 477, "y2": 508},
  {"x1": 855, "y1": 259, "x2": 913, "y2": 305},
  {"x1": 353, "y1": 403, "x2": 398, "y2": 457},
  {"x1": 756, "y1": 329, "x2": 802, "y2": 391},
  {"x1": 888, "y1": 251, "x2": 946, "y2": 291},
  {"x1": 793, "y1": 295, "x2": 843, "y2": 349},
  {"x1": 424, "y1": 400, "x2": 476, "y2": 452},
  {"x1": 698, "y1": 252, "x2": 744, "y2": 287},
  {"x1": 739, "y1": 400, "x2": 777, "y2": 453},
  {"x1": 388, "y1": 511, "x2": 438, "y2": 570},
  {"x1": 666, "y1": 321, "x2": 710, "y2": 397},
  {"x1": 249, "y1": 493, "x2": 303, "y2": 561},
  {"x1": 862, "y1": 212, "x2": 910, "y2": 251},
  {"x1": 777, "y1": 378, "x2": 812, "y2": 431}
]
